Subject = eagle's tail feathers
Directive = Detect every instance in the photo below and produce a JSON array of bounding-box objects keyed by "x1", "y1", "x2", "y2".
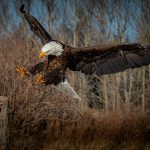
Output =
[{"x1": 56, "y1": 80, "x2": 81, "y2": 101}]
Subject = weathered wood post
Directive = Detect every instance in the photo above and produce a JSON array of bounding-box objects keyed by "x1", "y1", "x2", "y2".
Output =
[{"x1": 0, "y1": 96, "x2": 9, "y2": 150}]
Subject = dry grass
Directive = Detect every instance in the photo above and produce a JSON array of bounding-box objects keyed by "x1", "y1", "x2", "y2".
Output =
[{"x1": 0, "y1": 33, "x2": 150, "y2": 150}]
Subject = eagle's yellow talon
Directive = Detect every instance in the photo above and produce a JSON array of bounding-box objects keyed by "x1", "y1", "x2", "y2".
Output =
[
  {"x1": 36, "y1": 73, "x2": 45, "y2": 84},
  {"x1": 16, "y1": 66, "x2": 26, "y2": 77}
]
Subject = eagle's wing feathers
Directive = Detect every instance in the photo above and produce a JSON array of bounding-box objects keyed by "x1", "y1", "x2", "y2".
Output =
[
  {"x1": 20, "y1": 4, "x2": 52, "y2": 44},
  {"x1": 69, "y1": 44, "x2": 150, "y2": 75}
]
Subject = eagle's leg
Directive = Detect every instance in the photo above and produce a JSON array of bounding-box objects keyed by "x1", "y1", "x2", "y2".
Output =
[
  {"x1": 36, "y1": 73, "x2": 45, "y2": 84},
  {"x1": 28, "y1": 61, "x2": 45, "y2": 75},
  {"x1": 16, "y1": 65, "x2": 29, "y2": 77},
  {"x1": 16, "y1": 61, "x2": 46, "y2": 77},
  {"x1": 41, "y1": 69, "x2": 63, "y2": 86}
]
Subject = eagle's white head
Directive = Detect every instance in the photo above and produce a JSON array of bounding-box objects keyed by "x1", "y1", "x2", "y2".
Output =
[{"x1": 39, "y1": 41, "x2": 64, "y2": 58}]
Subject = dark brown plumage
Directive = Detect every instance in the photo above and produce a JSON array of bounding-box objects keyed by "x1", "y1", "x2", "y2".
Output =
[
  {"x1": 68, "y1": 44, "x2": 150, "y2": 75},
  {"x1": 20, "y1": 4, "x2": 52, "y2": 44},
  {"x1": 19, "y1": 4, "x2": 150, "y2": 87}
]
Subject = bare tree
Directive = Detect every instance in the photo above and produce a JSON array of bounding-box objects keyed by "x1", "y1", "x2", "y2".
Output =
[{"x1": 0, "y1": 0, "x2": 9, "y2": 32}]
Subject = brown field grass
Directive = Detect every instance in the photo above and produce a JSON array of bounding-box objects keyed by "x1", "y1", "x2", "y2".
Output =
[{"x1": 0, "y1": 34, "x2": 150, "y2": 150}]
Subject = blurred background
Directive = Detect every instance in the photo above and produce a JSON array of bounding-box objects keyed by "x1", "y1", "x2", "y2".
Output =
[{"x1": 0, "y1": 0, "x2": 150, "y2": 149}]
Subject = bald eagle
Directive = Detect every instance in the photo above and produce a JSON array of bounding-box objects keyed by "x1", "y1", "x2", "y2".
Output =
[{"x1": 17, "y1": 4, "x2": 150, "y2": 100}]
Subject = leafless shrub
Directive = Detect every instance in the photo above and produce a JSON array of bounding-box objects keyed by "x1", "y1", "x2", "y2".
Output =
[
  {"x1": 0, "y1": 0, "x2": 150, "y2": 149},
  {"x1": 0, "y1": 33, "x2": 149, "y2": 149}
]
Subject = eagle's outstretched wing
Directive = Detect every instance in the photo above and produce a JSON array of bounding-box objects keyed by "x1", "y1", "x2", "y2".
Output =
[
  {"x1": 20, "y1": 4, "x2": 52, "y2": 44},
  {"x1": 68, "y1": 43, "x2": 150, "y2": 75}
]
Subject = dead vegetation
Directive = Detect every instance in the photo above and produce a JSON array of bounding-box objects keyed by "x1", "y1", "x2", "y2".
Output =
[
  {"x1": 0, "y1": 0, "x2": 150, "y2": 149},
  {"x1": 0, "y1": 33, "x2": 150, "y2": 150}
]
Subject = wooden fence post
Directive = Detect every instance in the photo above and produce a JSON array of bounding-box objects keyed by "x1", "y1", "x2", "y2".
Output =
[{"x1": 0, "y1": 96, "x2": 9, "y2": 150}]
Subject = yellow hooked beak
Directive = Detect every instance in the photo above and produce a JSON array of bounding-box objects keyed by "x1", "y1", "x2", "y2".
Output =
[{"x1": 39, "y1": 51, "x2": 46, "y2": 58}]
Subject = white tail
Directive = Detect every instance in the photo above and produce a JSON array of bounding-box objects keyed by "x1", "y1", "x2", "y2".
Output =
[{"x1": 56, "y1": 80, "x2": 81, "y2": 101}]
